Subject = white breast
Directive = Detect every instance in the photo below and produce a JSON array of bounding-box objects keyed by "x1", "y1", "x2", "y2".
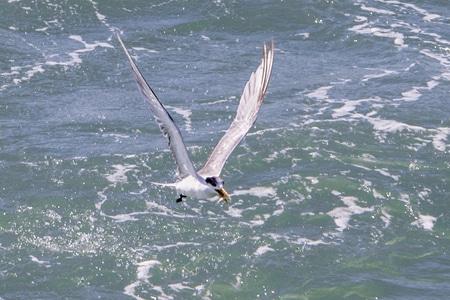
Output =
[{"x1": 174, "y1": 175, "x2": 216, "y2": 199}]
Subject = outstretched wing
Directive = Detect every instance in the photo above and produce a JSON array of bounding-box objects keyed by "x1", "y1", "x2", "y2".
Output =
[
  {"x1": 198, "y1": 41, "x2": 274, "y2": 177},
  {"x1": 117, "y1": 33, "x2": 197, "y2": 179}
]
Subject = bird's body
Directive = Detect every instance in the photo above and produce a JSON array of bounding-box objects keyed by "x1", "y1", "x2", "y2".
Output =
[
  {"x1": 117, "y1": 34, "x2": 274, "y2": 204},
  {"x1": 154, "y1": 175, "x2": 215, "y2": 199},
  {"x1": 175, "y1": 175, "x2": 215, "y2": 200}
]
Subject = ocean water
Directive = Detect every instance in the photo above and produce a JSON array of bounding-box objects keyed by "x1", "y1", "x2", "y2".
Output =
[{"x1": 1, "y1": 0, "x2": 449, "y2": 299}]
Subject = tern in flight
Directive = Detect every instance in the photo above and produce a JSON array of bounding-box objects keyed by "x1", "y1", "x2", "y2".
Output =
[{"x1": 117, "y1": 34, "x2": 274, "y2": 204}]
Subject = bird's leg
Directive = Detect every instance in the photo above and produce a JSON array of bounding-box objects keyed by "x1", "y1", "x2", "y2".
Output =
[
  {"x1": 176, "y1": 194, "x2": 187, "y2": 203},
  {"x1": 217, "y1": 197, "x2": 229, "y2": 205}
]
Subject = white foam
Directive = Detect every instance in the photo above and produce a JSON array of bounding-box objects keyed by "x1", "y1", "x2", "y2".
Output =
[
  {"x1": 231, "y1": 273, "x2": 243, "y2": 290},
  {"x1": 150, "y1": 286, "x2": 172, "y2": 300},
  {"x1": 327, "y1": 196, "x2": 374, "y2": 232},
  {"x1": 263, "y1": 151, "x2": 279, "y2": 163},
  {"x1": 362, "y1": 69, "x2": 398, "y2": 82},
  {"x1": 351, "y1": 164, "x2": 373, "y2": 171},
  {"x1": 102, "y1": 211, "x2": 149, "y2": 223},
  {"x1": 294, "y1": 32, "x2": 310, "y2": 39},
  {"x1": 105, "y1": 164, "x2": 136, "y2": 184},
  {"x1": 248, "y1": 219, "x2": 265, "y2": 227},
  {"x1": 396, "y1": 78, "x2": 440, "y2": 102},
  {"x1": 11, "y1": 64, "x2": 46, "y2": 85},
  {"x1": 401, "y1": 88, "x2": 421, "y2": 101},
  {"x1": 349, "y1": 10, "x2": 407, "y2": 48},
  {"x1": 292, "y1": 237, "x2": 328, "y2": 246},
  {"x1": 35, "y1": 27, "x2": 48, "y2": 32},
  {"x1": 398, "y1": 193, "x2": 411, "y2": 205},
  {"x1": 431, "y1": 127, "x2": 449, "y2": 152},
  {"x1": 132, "y1": 47, "x2": 159, "y2": 53},
  {"x1": 360, "y1": 4, "x2": 395, "y2": 15},
  {"x1": 326, "y1": 87, "x2": 447, "y2": 154},
  {"x1": 417, "y1": 187, "x2": 432, "y2": 202},
  {"x1": 95, "y1": 11, "x2": 106, "y2": 22},
  {"x1": 168, "y1": 283, "x2": 194, "y2": 292},
  {"x1": 145, "y1": 201, "x2": 197, "y2": 219},
  {"x1": 368, "y1": 118, "x2": 425, "y2": 133},
  {"x1": 332, "y1": 99, "x2": 362, "y2": 118},
  {"x1": 87, "y1": 0, "x2": 112, "y2": 29},
  {"x1": 376, "y1": 0, "x2": 442, "y2": 21},
  {"x1": 225, "y1": 205, "x2": 244, "y2": 218},
  {"x1": 151, "y1": 242, "x2": 202, "y2": 252},
  {"x1": 137, "y1": 260, "x2": 161, "y2": 281},
  {"x1": 375, "y1": 168, "x2": 400, "y2": 181},
  {"x1": 194, "y1": 284, "x2": 207, "y2": 297},
  {"x1": 254, "y1": 245, "x2": 275, "y2": 256},
  {"x1": 380, "y1": 208, "x2": 392, "y2": 228},
  {"x1": 372, "y1": 188, "x2": 386, "y2": 200},
  {"x1": 411, "y1": 214, "x2": 437, "y2": 231},
  {"x1": 273, "y1": 200, "x2": 285, "y2": 216},
  {"x1": 45, "y1": 35, "x2": 113, "y2": 68},
  {"x1": 422, "y1": 14, "x2": 441, "y2": 22},
  {"x1": 29, "y1": 255, "x2": 50, "y2": 265},
  {"x1": 305, "y1": 177, "x2": 319, "y2": 185},
  {"x1": 123, "y1": 282, "x2": 144, "y2": 300},
  {"x1": 331, "y1": 190, "x2": 341, "y2": 196},
  {"x1": 233, "y1": 187, "x2": 277, "y2": 198},
  {"x1": 124, "y1": 260, "x2": 162, "y2": 300},
  {"x1": 268, "y1": 232, "x2": 327, "y2": 248},
  {"x1": 421, "y1": 49, "x2": 450, "y2": 68},
  {"x1": 306, "y1": 85, "x2": 333, "y2": 100}
]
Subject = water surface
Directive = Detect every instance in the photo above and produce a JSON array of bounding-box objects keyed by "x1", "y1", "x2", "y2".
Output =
[{"x1": 1, "y1": 0, "x2": 449, "y2": 299}]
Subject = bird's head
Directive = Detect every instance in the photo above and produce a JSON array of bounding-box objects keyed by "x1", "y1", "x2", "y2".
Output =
[{"x1": 205, "y1": 176, "x2": 231, "y2": 204}]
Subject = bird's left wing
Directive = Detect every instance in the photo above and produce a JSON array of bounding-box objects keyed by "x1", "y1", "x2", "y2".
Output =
[
  {"x1": 117, "y1": 34, "x2": 198, "y2": 179},
  {"x1": 199, "y1": 40, "x2": 274, "y2": 177}
]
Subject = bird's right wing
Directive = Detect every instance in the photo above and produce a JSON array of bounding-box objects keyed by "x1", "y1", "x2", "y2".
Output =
[
  {"x1": 199, "y1": 41, "x2": 274, "y2": 177},
  {"x1": 117, "y1": 34, "x2": 198, "y2": 179}
]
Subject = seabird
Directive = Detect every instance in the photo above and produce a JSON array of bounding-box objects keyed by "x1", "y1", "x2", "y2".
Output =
[{"x1": 117, "y1": 34, "x2": 274, "y2": 204}]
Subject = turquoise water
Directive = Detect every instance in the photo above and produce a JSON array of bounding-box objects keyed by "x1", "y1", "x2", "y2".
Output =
[{"x1": 1, "y1": 0, "x2": 449, "y2": 299}]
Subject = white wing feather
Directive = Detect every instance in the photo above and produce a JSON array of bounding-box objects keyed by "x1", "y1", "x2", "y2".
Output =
[
  {"x1": 199, "y1": 41, "x2": 274, "y2": 177},
  {"x1": 117, "y1": 34, "x2": 198, "y2": 179}
]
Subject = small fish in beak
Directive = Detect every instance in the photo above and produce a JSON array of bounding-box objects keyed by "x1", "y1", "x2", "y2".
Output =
[{"x1": 216, "y1": 188, "x2": 231, "y2": 204}]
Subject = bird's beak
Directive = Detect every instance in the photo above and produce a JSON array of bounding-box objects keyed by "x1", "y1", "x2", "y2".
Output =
[{"x1": 216, "y1": 188, "x2": 231, "y2": 205}]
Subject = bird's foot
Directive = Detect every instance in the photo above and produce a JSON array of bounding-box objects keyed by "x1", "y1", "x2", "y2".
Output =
[
  {"x1": 176, "y1": 194, "x2": 187, "y2": 203},
  {"x1": 217, "y1": 197, "x2": 229, "y2": 205}
]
